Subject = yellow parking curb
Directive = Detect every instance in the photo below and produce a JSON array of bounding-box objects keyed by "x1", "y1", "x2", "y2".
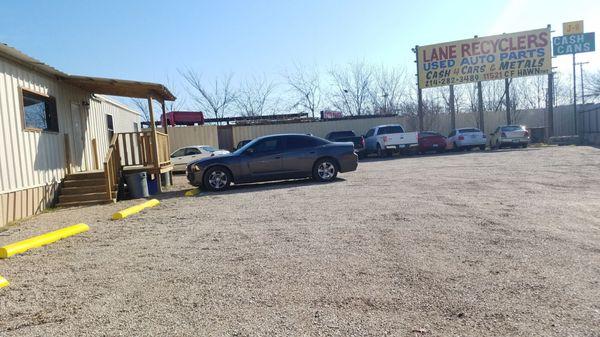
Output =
[
  {"x1": 0, "y1": 276, "x2": 8, "y2": 288},
  {"x1": 184, "y1": 188, "x2": 200, "y2": 197},
  {"x1": 0, "y1": 223, "x2": 90, "y2": 259},
  {"x1": 112, "y1": 199, "x2": 160, "y2": 220}
]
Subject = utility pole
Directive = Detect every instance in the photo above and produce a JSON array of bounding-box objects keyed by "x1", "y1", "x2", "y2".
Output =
[
  {"x1": 547, "y1": 72, "x2": 554, "y2": 138},
  {"x1": 577, "y1": 62, "x2": 589, "y2": 105}
]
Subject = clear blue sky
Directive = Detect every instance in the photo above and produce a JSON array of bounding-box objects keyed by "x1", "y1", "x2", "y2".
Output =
[{"x1": 1, "y1": 0, "x2": 598, "y2": 106}]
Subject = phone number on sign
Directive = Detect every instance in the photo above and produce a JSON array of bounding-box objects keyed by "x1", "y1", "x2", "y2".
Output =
[{"x1": 423, "y1": 74, "x2": 482, "y2": 87}]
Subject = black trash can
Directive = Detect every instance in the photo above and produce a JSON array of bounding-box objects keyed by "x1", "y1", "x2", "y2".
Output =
[{"x1": 125, "y1": 172, "x2": 149, "y2": 199}]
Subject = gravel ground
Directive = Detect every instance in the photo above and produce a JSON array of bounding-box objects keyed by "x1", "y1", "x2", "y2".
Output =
[{"x1": 0, "y1": 146, "x2": 599, "y2": 336}]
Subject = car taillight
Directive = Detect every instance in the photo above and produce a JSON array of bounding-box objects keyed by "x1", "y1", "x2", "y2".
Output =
[
  {"x1": 383, "y1": 136, "x2": 388, "y2": 143},
  {"x1": 501, "y1": 132, "x2": 507, "y2": 138},
  {"x1": 458, "y1": 135, "x2": 464, "y2": 140},
  {"x1": 524, "y1": 131, "x2": 529, "y2": 137}
]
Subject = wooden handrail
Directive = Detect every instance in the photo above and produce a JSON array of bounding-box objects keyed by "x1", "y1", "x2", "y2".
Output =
[
  {"x1": 102, "y1": 131, "x2": 172, "y2": 200},
  {"x1": 103, "y1": 134, "x2": 121, "y2": 201}
]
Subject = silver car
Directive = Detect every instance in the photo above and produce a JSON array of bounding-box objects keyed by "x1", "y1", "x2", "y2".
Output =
[
  {"x1": 447, "y1": 128, "x2": 487, "y2": 151},
  {"x1": 490, "y1": 125, "x2": 530, "y2": 149}
]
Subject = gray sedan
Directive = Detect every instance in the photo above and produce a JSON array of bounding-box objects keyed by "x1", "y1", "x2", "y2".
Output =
[{"x1": 186, "y1": 134, "x2": 358, "y2": 191}]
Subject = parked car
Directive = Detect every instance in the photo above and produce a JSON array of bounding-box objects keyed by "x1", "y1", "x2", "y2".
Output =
[
  {"x1": 171, "y1": 145, "x2": 230, "y2": 172},
  {"x1": 418, "y1": 131, "x2": 447, "y2": 154},
  {"x1": 186, "y1": 134, "x2": 358, "y2": 191},
  {"x1": 364, "y1": 124, "x2": 419, "y2": 157},
  {"x1": 447, "y1": 128, "x2": 487, "y2": 151},
  {"x1": 325, "y1": 131, "x2": 366, "y2": 158},
  {"x1": 489, "y1": 125, "x2": 530, "y2": 149}
]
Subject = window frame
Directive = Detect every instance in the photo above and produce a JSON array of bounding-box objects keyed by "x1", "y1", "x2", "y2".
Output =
[{"x1": 20, "y1": 87, "x2": 59, "y2": 133}]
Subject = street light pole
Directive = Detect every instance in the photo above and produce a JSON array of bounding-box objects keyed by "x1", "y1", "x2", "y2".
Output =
[{"x1": 577, "y1": 62, "x2": 589, "y2": 105}]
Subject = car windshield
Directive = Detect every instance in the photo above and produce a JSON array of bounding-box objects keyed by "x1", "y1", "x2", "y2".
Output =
[
  {"x1": 501, "y1": 126, "x2": 524, "y2": 132},
  {"x1": 232, "y1": 138, "x2": 260, "y2": 155},
  {"x1": 329, "y1": 131, "x2": 355, "y2": 138},
  {"x1": 200, "y1": 146, "x2": 217, "y2": 152},
  {"x1": 378, "y1": 126, "x2": 404, "y2": 135},
  {"x1": 459, "y1": 128, "x2": 481, "y2": 133}
]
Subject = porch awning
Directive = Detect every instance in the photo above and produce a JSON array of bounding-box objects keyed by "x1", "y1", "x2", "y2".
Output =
[{"x1": 62, "y1": 75, "x2": 176, "y2": 101}]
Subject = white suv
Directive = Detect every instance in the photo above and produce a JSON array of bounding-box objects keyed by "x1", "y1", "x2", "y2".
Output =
[{"x1": 447, "y1": 128, "x2": 487, "y2": 151}]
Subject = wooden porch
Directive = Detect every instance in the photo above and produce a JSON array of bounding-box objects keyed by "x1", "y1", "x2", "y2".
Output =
[{"x1": 58, "y1": 93, "x2": 175, "y2": 207}]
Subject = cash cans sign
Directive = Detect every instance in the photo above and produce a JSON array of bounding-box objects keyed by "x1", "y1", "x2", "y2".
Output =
[
  {"x1": 417, "y1": 28, "x2": 552, "y2": 89},
  {"x1": 552, "y1": 33, "x2": 595, "y2": 56}
]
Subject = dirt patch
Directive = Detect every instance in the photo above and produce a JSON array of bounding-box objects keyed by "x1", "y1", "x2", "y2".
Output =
[{"x1": 1, "y1": 146, "x2": 599, "y2": 336}]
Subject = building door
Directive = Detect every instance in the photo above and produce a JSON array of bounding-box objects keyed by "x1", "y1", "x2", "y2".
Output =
[
  {"x1": 70, "y1": 102, "x2": 86, "y2": 172},
  {"x1": 217, "y1": 125, "x2": 234, "y2": 151}
]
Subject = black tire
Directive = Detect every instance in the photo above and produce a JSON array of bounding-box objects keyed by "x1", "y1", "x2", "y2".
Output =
[
  {"x1": 521, "y1": 143, "x2": 528, "y2": 148},
  {"x1": 453, "y1": 142, "x2": 460, "y2": 152},
  {"x1": 202, "y1": 166, "x2": 232, "y2": 191},
  {"x1": 313, "y1": 158, "x2": 338, "y2": 182},
  {"x1": 479, "y1": 145, "x2": 486, "y2": 151},
  {"x1": 357, "y1": 151, "x2": 365, "y2": 159},
  {"x1": 376, "y1": 144, "x2": 384, "y2": 158}
]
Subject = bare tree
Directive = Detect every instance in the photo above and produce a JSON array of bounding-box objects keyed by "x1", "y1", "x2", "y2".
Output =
[
  {"x1": 180, "y1": 69, "x2": 236, "y2": 122},
  {"x1": 284, "y1": 63, "x2": 321, "y2": 118},
  {"x1": 329, "y1": 61, "x2": 373, "y2": 116},
  {"x1": 235, "y1": 76, "x2": 277, "y2": 117},
  {"x1": 131, "y1": 98, "x2": 152, "y2": 122},
  {"x1": 370, "y1": 66, "x2": 407, "y2": 114},
  {"x1": 586, "y1": 70, "x2": 600, "y2": 102}
]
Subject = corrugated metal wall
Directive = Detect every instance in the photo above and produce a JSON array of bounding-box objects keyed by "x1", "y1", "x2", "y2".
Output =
[
  {"x1": 145, "y1": 125, "x2": 220, "y2": 153},
  {"x1": 231, "y1": 116, "x2": 409, "y2": 144},
  {"x1": 0, "y1": 55, "x2": 140, "y2": 226},
  {"x1": 163, "y1": 108, "x2": 580, "y2": 151}
]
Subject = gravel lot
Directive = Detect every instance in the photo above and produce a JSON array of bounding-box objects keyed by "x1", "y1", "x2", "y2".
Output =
[{"x1": 1, "y1": 146, "x2": 599, "y2": 336}]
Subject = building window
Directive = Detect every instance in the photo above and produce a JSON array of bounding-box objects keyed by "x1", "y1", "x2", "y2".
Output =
[
  {"x1": 107, "y1": 114, "x2": 114, "y2": 142},
  {"x1": 22, "y1": 89, "x2": 58, "y2": 132}
]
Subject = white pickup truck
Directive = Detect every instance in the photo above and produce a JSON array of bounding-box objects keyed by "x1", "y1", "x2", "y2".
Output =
[{"x1": 364, "y1": 124, "x2": 419, "y2": 157}]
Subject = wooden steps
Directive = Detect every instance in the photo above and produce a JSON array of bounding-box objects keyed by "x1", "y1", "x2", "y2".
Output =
[{"x1": 57, "y1": 171, "x2": 116, "y2": 208}]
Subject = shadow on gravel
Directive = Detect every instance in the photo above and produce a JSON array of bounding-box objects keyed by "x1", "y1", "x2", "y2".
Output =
[
  {"x1": 157, "y1": 178, "x2": 347, "y2": 200},
  {"x1": 359, "y1": 147, "x2": 542, "y2": 162}
]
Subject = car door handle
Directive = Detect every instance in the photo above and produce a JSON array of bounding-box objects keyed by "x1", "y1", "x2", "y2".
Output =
[
  {"x1": 274, "y1": 156, "x2": 281, "y2": 159},
  {"x1": 309, "y1": 151, "x2": 315, "y2": 154}
]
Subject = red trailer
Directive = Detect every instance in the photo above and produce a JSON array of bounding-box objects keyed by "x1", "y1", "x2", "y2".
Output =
[{"x1": 161, "y1": 111, "x2": 204, "y2": 127}]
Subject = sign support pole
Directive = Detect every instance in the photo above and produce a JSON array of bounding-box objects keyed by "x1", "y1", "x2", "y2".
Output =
[
  {"x1": 415, "y1": 45, "x2": 423, "y2": 131},
  {"x1": 449, "y1": 85, "x2": 456, "y2": 130},
  {"x1": 477, "y1": 81, "x2": 484, "y2": 132},
  {"x1": 505, "y1": 78, "x2": 511, "y2": 125},
  {"x1": 572, "y1": 53, "x2": 577, "y2": 137}
]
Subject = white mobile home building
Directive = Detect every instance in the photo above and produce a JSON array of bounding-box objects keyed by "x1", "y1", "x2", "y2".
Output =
[{"x1": 0, "y1": 43, "x2": 175, "y2": 227}]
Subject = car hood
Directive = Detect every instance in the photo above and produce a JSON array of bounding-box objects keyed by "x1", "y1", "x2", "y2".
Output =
[{"x1": 188, "y1": 153, "x2": 236, "y2": 168}]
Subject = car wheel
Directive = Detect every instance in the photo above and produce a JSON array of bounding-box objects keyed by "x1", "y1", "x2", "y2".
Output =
[
  {"x1": 521, "y1": 143, "x2": 528, "y2": 148},
  {"x1": 203, "y1": 166, "x2": 231, "y2": 191},
  {"x1": 313, "y1": 158, "x2": 338, "y2": 182},
  {"x1": 479, "y1": 145, "x2": 486, "y2": 151},
  {"x1": 376, "y1": 144, "x2": 384, "y2": 158},
  {"x1": 453, "y1": 142, "x2": 460, "y2": 152}
]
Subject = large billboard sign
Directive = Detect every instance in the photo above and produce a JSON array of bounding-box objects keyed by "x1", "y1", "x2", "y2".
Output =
[{"x1": 417, "y1": 28, "x2": 552, "y2": 89}]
